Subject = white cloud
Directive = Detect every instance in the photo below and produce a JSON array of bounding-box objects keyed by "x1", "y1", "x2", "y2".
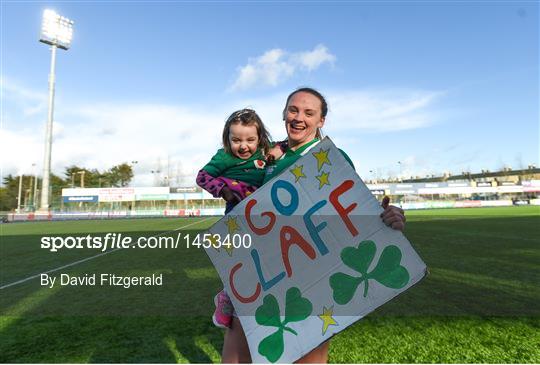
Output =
[
  {"x1": 0, "y1": 128, "x2": 44, "y2": 176},
  {"x1": 1, "y1": 82, "x2": 444, "y2": 187},
  {"x1": 326, "y1": 89, "x2": 443, "y2": 133},
  {"x1": 1, "y1": 78, "x2": 48, "y2": 117},
  {"x1": 1, "y1": 101, "x2": 228, "y2": 186},
  {"x1": 229, "y1": 44, "x2": 336, "y2": 91},
  {"x1": 294, "y1": 44, "x2": 336, "y2": 71}
]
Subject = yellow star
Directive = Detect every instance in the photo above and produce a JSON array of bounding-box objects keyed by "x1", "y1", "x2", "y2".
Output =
[
  {"x1": 208, "y1": 234, "x2": 220, "y2": 252},
  {"x1": 223, "y1": 243, "x2": 234, "y2": 256},
  {"x1": 224, "y1": 217, "x2": 240, "y2": 256},
  {"x1": 316, "y1": 171, "x2": 330, "y2": 189},
  {"x1": 312, "y1": 148, "x2": 331, "y2": 171},
  {"x1": 318, "y1": 306, "x2": 338, "y2": 335},
  {"x1": 225, "y1": 216, "x2": 240, "y2": 235},
  {"x1": 290, "y1": 165, "x2": 306, "y2": 183}
]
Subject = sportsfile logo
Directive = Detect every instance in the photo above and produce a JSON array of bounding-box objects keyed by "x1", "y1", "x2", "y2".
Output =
[
  {"x1": 40, "y1": 233, "x2": 177, "y2": 252},
  {"x1": 40, "y1": 233, "x2": 252, "y2": 252}
]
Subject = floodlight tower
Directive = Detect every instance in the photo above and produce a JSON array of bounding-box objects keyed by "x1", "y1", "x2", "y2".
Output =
[{"x1": 38, "y1": 9, "x2": 74, "y2": 211}]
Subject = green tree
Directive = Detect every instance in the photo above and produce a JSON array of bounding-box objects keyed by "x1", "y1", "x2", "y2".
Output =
[
  {"x1": 2, "y1": 162, "x2": 135, "y2": 210},
  {"x1": 1, "y1": 174, "x2": 41, "y2": 211},
  {"x1": 64, "y1": 166, "x2": 102, "y2": 188},
  {"x1": 65, "y1": 165, "x2": 83, "y2": 187},
  {"x1": 50, "y1": 173, "x2": 68, "y2": 207},
  {"x1": 108, "y1": 163, "x2": 134, "y2": 187},
  {"x1": 85, "y1": 168, "x2": 102, "y2": 187},
  {"x1": 0, "y1": 186, "x2": 15, "y2": 211},
  {"x1": 64, "y1": 164, "x2": 133, "y2": 188}
]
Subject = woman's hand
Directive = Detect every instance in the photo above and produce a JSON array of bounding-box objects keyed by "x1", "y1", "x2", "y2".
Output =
[
  {"x1": 221, "y1": 187, "x2": 240, "y2": 204},
  {"x1": 380, "y1": 196, "x2": 406, "y2": 231}
]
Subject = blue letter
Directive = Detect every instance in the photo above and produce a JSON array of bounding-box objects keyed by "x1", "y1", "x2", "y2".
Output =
[
  {"x1": 303, "y1": 200, "x2": 329, "y2": 255},
  {"x1": 251, "y1": 249, "x2": 285, "y2": 291},
  {"x1": 271, "y1": 180, "x2": 299, "y2": 216}
]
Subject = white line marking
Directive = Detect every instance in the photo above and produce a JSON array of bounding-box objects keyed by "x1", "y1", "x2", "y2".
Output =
[{"x1": 0, "y1": 217, "x2": 216, "y2": 290}]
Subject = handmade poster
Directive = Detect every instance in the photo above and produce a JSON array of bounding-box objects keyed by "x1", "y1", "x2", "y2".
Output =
[{"x1": 203, "y1": 137, "x2": 427, "y2": 363}]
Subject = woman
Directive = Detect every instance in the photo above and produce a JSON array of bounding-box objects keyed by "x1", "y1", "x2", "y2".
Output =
[{"x1": 221, "y1": 87, "x2": 406, "y2": 363}]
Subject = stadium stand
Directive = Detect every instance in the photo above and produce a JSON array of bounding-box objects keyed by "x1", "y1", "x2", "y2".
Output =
[{"x1": 7, "y1": 168, "x2": 540, "y2": 221}]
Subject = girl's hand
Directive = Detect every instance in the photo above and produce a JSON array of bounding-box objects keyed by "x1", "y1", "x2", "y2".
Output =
[
  {"x1": 266, "y1": 144, "x2": 285, "y2": 163},
  {"x1": 380, "y1": 196, "x2": 406, "y2": 231}
]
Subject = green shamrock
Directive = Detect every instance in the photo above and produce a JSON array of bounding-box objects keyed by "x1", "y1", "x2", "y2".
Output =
[
  {"x1": 329, "y1": 240, "x2": 410, "y2": 305},
  {"x1": 256, "y1": 287, "x2": 312, "y2": 363}
]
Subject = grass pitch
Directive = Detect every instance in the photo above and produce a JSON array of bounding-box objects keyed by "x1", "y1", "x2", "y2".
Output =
[{"x1": 0, "y1": 206, "x2": 539, "y2": 363}]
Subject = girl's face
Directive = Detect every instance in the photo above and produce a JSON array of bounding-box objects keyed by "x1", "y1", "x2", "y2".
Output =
[
  {"x1": 284, "y1": 91, "x2": 325, "y2": 149},
  {"x1": 229, "y1": 123, "x2": 259, "y2": 159}
]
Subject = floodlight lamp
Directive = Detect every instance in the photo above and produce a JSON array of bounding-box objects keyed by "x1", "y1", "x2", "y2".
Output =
[{"x1": 40, "y1": 9, "x2": 74, "y2": 50}]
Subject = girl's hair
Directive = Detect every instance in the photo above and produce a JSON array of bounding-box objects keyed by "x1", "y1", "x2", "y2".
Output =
[
  {"x1": 222, "y1": 108, "x2": 272, "y2": 155},
  {"x1": 283, "y1": 87, "x2": 328, "y2": 139}
]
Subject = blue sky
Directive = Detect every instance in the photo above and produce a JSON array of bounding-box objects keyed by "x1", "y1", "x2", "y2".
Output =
[{"x1": 1, "y1": 1, "x2": 538, "y2": 186}]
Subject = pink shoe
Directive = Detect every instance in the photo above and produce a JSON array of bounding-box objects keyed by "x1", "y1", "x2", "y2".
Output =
[{"x1": 212, "y1": 290, "x2": 233, "y2": 328}]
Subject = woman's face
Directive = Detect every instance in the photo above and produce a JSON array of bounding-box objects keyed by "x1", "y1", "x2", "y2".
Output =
[{"x1": 284, "y1": 91, "x2": 325, "y2": 149}]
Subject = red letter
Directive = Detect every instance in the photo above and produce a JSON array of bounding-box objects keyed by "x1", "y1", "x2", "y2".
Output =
[
  {"x1": 245, "y1": 199, "x2": 276, "y2": 235},
  {"x1": 280, "y1": 225, "x2": 317, "y2": 277},
  {"x1": 329, "y1": 180, "x2": 359, "y2": 236},
  {"x1": 229, "y1": 263, "x2": 261, "y2": 303}
]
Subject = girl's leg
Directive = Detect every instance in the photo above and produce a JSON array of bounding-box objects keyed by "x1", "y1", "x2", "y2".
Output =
[
  {"x1": 221, "y1": 317, "x2": 252, "y2": 363},
  {"x1": 295, "y1": 340, "x2": 330, "y2": 363}
]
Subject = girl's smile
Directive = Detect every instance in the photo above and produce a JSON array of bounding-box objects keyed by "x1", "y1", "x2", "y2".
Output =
[{"x1": 229, "y1": 123, "x2": 259, "y2": 159}]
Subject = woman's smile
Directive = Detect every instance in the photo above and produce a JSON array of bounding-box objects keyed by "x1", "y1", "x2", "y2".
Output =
[
  {"x1": 288, "y1": 121, "x2": 306, "y2": 131},
  {"x1": 284, "y1": 91, "x2": 326, "y2": 148}
]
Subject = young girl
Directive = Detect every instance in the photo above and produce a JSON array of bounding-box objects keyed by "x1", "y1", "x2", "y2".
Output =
[{"x1": 196, "y1": 108, "x2": 283, "y2": 329}]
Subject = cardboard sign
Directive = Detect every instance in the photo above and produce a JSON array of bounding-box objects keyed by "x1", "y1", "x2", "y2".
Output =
[{"x1": 204, "y1": 137, "x2": 427, "y2": 363}]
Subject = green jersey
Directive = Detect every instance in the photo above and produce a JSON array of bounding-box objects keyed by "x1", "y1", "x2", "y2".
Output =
[
  {"x1": 263, "y1": 138, "x2": 355, "y2": 184},
  {"x1": 202, "y1": 148, "x2": 267, "y2": 187}
]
